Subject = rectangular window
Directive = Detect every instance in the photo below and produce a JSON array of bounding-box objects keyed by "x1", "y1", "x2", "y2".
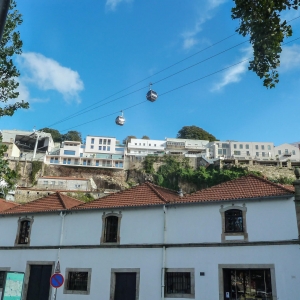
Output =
[
  {"x1": 278, "y1": 150, "x2": 281, "y2": 155},
  {"x1": 234, "y1": 151, "x2": 241, "y2": 155},
  {"x1": 218, "y1": 149, "x2": 223, "y2": 155},
  {"x1": 101, "y1": 214, "x2": 121, "y2": 244},
  {"x1": 17, "y1": 220, "x2": 31, "y2": 244},
  {"x1": 107, "y1": 146, "x2": 111, "y2": 151},
  {"x1": 67, "y1": 158, "x2": 71, "y2": 164},
  {"x1": 108, "y1": 139, "x2": 111, "y2": 145},
  {"x1": 43, "y1": 181, "x2": 48, "y2": 185},
  {"x1": 262, "y1": 152, "x2": 266, "y2": 157},
  {"x1": 103, "y1": 139, "x2": 107, "y2": 145},
  {"x1": 154, "y1": 144, "x2": 156, "y2": 147},
  {"x1": 64, "y1": 268, "x2": 91, "y2": 295},
  {"x1": 255, "y1": 145, "x2": 259, "y2": 150},
  {"x1": 99, "y1": 146, "x2": 102, "y2": 150},
  {"x1": 91, "y1": 138, "x2": 94, "y2": 144},
  {"x1": 64, "y1": 150, "x2": 76, "y2": 155},
  {"x1": 292, "y1": 150, "x2": 296, "y2": 155},
  {"x1": 256, "y1": 152, "x2": 259, "y2": 156},
  {"x1": 222, "y1": 143, "x2": 229, "y2": 148},
  {"x1": 51, "y1": 181, "x2": 55, "y2": 185},
  {"x1": 59, "y1": 181, "x2": 64, "y2": 185},
  {"x1": 164, "y1": 269, "x2": 195, "y2": 298},
  {"x1": 63, "y1": 159, "x2": 67, "y2": 164},
  {"x1": 239, "y1": 144, "x2": 243, "y2": 149},
  {"x1": 90, "y1": 145, "x2": 94, "y2": 149},
  {"x1": 267, "y1": 145, "x2": 271, "y2": 150},
  {"x1": 246, "y1": 144, "x2": 249, "y2": 149},
  {"x1": 149, "y1": 144, "x2": 151, "y2": 146},
  {"x1": 285, "y1": 149, "x2": 288, "y2": 154},
  {"x1": 103, "y1": 146, "x2": 106, "y2": 151},
  {"x1": 234, "y1": 144, "x2": 237, "y2": 149},
  {"x1": 246, "y1": 151, "x2": 250, "y2": 156},
  {"x1": 99, "y1": 139, "x2": 102, "y2": 144}
]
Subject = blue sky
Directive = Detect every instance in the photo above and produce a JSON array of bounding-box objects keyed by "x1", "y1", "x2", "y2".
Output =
[{"x1": 1, "y1": 0, "x2": 300, "y2": 145}]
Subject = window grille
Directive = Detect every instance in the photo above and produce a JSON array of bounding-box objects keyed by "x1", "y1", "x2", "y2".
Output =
[
  {"x1": 165, "y1": 272, "x2": 191, "y2": 294},
  {"x1": 18, "y1": 220, "x2": 31, "y2": 244},
  {"x1": 225, "y1": 209, "x2": 243, "y2": 232},
  {"x1": 105, "y1": 216, "x2": 118, "y2": 242},
  {"x1": 67, "y1": 272, "x2": 88, "y2": 291}
]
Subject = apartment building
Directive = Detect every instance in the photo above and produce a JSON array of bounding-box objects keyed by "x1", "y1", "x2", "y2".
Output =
[
  {"x1": 126, "y1": 138, "x2": 166, "y2": 156},
  {"x1": 166, "y1": 138, "x2": 209, "y2": 156},
  {"x1": 274, "y1": 143, "x2": 300, "y2": 161},
  {"x1": 45, "y1": 136, "x2": 125, "y2": 169}
]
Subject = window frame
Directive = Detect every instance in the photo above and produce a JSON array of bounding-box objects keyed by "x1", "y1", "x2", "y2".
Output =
[
  {"x1": 219, "y1": 205, "x2": 248, "y2": 242},
  {"x1": 63, "y1": 268, "x2": 92, "y2": 295},
  {"x1": 164, "y1": 268, "x2": 195, "y2": 299},
  {"x1": 0, "y1": 268, "x2": 10, "y2": 293},
  {"x1": 15, "y1": 217, "x2": 34, "y2": 246},
  {"x1": 100, "y1": 212, "x2": 122, "y2": 244}
]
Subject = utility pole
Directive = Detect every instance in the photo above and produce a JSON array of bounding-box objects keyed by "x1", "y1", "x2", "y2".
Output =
[{"x1": 0, "y1": 0, "x2": 10, "y2": 42}]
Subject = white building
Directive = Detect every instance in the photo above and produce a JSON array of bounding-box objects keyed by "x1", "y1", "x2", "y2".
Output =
[
  {"x1": 165, "y1": 138, "x2": 209, "y2": 156},
  {"x1": 0, "y1": 174, "x2": 299, "y2": 299},
  {"x1": 274, "y1": 143, "x2": 300, "y2": 161},
  {"x1": 45, "y1": 135, "x2": 125, "y2": 169},
  {"x1": 207, "y1": 141, "x2": 275, "y2": 160},
  {"x1": 126, "y1": 138, "x2": 166, "y2": 156}
]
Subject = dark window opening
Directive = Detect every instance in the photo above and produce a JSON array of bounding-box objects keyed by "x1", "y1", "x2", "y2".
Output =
[
  {"x1": 0, "y1": 271, "x2": 5, "y2": 288},
  {"x1": 225, "y1": 209, "x2": 243, "y2": 233},
  {"x1": 18, "y1": 220, "x2": 31, "y2": 244},
  {"x1": 223, "y1": 269, "x2": 272, "y2": 300},
  {"x1": 165, "y1": 272, "x2": 191, "y2": 295},
  {"x1": 105, "y1": 216, "x2": 118, "y2": 243},
  {"x1": 67, "y1": 272, "x2": 88, "y2": 291}
]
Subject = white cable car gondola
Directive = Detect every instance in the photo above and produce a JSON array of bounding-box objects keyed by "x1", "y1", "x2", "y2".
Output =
[
  {"x1": 115, "y1": 110, "x2": 125, "y2": 126},
  {"x1": 146, "y1": 83, "x2": 158, "y2": 102}
]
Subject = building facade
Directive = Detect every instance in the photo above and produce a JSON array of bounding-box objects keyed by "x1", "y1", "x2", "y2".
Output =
[{"x1": 0, "y1": 175, "x2": 299, "y2": 299}]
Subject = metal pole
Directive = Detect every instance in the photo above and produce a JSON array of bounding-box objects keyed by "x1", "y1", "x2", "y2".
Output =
[
  {"x1": 54, "y1": 288, "x2": 57, "y2": 300},
  {"x1": 0, "y1": 0, "x2": 10, "y2": 42},
  {"x1": 33, "y1": 133, "x2": 40, "y2": 159}
]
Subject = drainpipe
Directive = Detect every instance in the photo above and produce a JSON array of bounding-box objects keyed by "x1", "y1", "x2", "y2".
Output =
[
  {"x1": 293, "y1": 168, "x2": 300, "y2": 239},
  {"x1": 161, "y1": 205, "x2": 167, "y2": 300}
]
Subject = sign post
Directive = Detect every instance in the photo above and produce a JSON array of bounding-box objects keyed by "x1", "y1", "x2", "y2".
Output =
[{"x1": 50, "y1": 261, "x2": 64, "y2": 300}]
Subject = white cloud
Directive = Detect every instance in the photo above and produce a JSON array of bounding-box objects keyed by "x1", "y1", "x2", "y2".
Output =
[
  {"x1": 181, "y1": 0, "x2": 228, "y2": 50},
  {"x1": 18, "y1": 52, "x2": 84, "y2": 103},
  {"x1": 280, "y1": 45, "x2": 300, "y2": 72},
  {"x1": 106, "y1": 0, "x2": 132, "y2": 11},
  {"x1": 211, "y1": 47, "x2": 251, "y2": 91}
]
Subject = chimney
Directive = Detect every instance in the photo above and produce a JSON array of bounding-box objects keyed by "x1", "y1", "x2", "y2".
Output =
[
  {"x1": 293, "y1": 168, "x2": 300, "y2": 239},
  {"x1": 178, "y1": 188, "x2": 183, "y2": 198}
]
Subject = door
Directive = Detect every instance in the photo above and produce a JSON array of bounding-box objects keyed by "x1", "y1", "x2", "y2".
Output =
[
  {"x1": 26, "y1": 265, "x2": 52, "y2": 300},
  {"x1": 114, "y1": 272, "x2": 136, "y2": 300}
]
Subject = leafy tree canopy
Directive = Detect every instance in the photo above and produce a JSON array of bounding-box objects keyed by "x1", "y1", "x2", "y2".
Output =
[
  {"x1": 0, "y1": 0, "x2": 28, "y2": 117},
  {"x1": 141, "y1": 135, "x2": 150, "y2": 140},
  {"x1": 232, "y1": 0, "x2": 299, "y2": 88},
  {"x1": 123, "y1": 135, "x2": 136, "y2": 145},
  {"x1": 41, "y1": 128, "x2": 63, "y2": 143},
  {"x1": 177, "y1": 126, "x2": 218, "y2": 142},
  {"x1": 62, "y1": 130, "x2": 82, "y2": 143}
]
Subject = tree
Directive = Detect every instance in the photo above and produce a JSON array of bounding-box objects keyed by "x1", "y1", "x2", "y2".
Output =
[
  {"x1": 141, "y1": 135, "x2": 150, "y2": 140},
  {"x1": 62, "y1": 131, "x2": 82, "y2": 143},
  {"x1": 177, "y1": 126, "x2": 218, "y2": 142},
  {"x1": 41, "y1": 128, "x2": 63, "y2": 143},
  {"x1": 0, "y1": 0, "x2": 28, "y2": 117},
  {"x1": 0, "y1": 0, "x2": 27, "y2": 195},
  {"x1": 123, "y1": 135, "x2": 136, "y2": 145},
  {"x1": 232, "y1": 0, "x2": 298, "y2": 88}
]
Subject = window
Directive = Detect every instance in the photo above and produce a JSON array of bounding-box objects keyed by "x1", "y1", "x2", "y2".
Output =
[
  {"x1": 285, "y1": 149, "x2": 288, "y2": 154},
  {"x1": 91, "y1": 138, "x2": 94, "y2": 144},
  {"x1": 107, "y1": 146, "x2": 111, "y2": 151},
  {"x1": 43, "y1": 181, "x2": 48, "y2": 185},
  {"x1": 292, "y1": 150, "x2": 296, "y2": 155},
  {"x1": 220, "y1": 265, "x2": 276, "y2": 300},
  {"x1": 262, "y1": 152, "x2": 266, "y2": 157},
  {"x1": 59, "y1": 181, "x2": 64, "y2": 185},
  {"x1": 103, "y1": 139, "x2": 107, "y2": 145},
  {"x1": 234, "y1": 151, "x2": 241, "y2": 155},
  {"x1": 51, "y1": 181, "x2": 55, "y2": 185},
  {"x1": 246, "y1": 151, "x2": 250, "y2": 156},
  {"x1": 0, "y1": 271, "x2": 5, "y2": 289},
  {"x1": 246, "y1": 144, "x2": 249, "y2": 149},
  {"x1": 225, "y1": 209, "x2": 243, "y2": 232},
  {"x1": 261, "y1": 145, "x2": 265, "y2": 150},
  {"x1": 218, "y1": 149, "x2": 223, "y2": 155},
  {"x1": 108, "y1": 139, "x2": 111, "y2": 145},
  {"x1": 233, "y1": 144, "x2": 237, "y2": 149},
  {"x1": 154, "y1": 144, "x2": 156, "y2": 146},
  {"x1": 63, "y1": 158, "x2": 67, "y2": 164},
  {"x1": 15, "y1": 217, "x2": 34, "y2": 246},
  {"x1": 99, "y1": 139, "x2": 102, "y2": 144},
  {"x1": 278, "y1": 150, "x2": 281, "y2": 155},
  {"x1": 103, "y1": 146, "x2": 106, "y2": 151},
  {"x1": 64, "y1": 268, "x2": 91, "y2": 295},
  {"x1": 90, "y1": 145, "x2": 94, "y2": 149},
  {"x1": 149, "y1": 143, "x2": 151, "y2": 146},
  {"x1": 99, "y1": 146, "x2": 102, "y2": 150},
  {"x1": 267, "y1": 145, "x2": 271, "y2": 150},
  {"x1": 101, "y1": 213, "x2": 122, "y2": 244},
  {"x1": 64, "y1": 150, "x2": 75, "y2": 155},
  {"x1": 164, "y1": 268, "x2": 195, "y2": 298},
  {"x1": 255, "y1": 145, "x2": 258, "y2": 150},
  {"x1": 239, "y1": 144, "x2": 243, "y2": 149},
  {"x1": 220, "y1": 205, "x2": 248, "y2": 242},
  {"x1": 256, "y1": 152, "x2": 259, "y2": 156}
]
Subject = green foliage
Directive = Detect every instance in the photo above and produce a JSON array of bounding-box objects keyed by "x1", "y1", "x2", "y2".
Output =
[
  {"x1": 269, "y1": 176, "x2": 294, "y2": 185},
  {"x1": 177, "y1": 126, "x2": 218, "y2": 141},
  {"x1": 0, "y1": 0, "x2": 29, "y2": 117},
  {"x1": 30, "y1": 161, "x2": 42, "y2": 184},
  {"x1": 67, "y1": 192, "x2": 94, "y2": 203},
  {"x1": 143, "y1": 155, "x2": 158, "y2": 174},
  {"x1": 41, "y1": 128, "x2": 63, "y2": 143},
  {"x1": 141, "y1": 135, "x2": 150, "y2": 139},
  {"x1": 123, "y1": 135, "x2": 136, "y2": 145},
  {"x1": 232, "y1": 0, "x2": 297, "y2": 88},
  {"x1": 62, "y1": 130, "x2": 82, "y2": 143},
  {"x1": 0, "y1": 138, "x2": 18, "y2": 196}
]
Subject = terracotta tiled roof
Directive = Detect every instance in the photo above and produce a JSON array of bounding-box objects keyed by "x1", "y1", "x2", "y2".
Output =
[
  {"x1": 1, "y1": 192, "x2": 83, "y2": 215},
  {"x1": 0, "y1": 199, "x2": 19, "y2": 212},
  {"x1": 74, "y1": 182, "x2": 179, "y2": 210},
  {"x1": 176, "y1": 175, "x2": 294, "y2": 204}
]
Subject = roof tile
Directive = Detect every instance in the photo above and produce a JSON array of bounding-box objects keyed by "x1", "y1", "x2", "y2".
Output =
[{"x1": 0, "y1": 199, "x2": 19, "y2": 212}]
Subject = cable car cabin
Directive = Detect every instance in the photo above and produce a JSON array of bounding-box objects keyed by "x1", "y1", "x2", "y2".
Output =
[
  {"x1": 146, "y1": 90, "x2": 158, "y2": 102},
  {"x1": 115, "y1": 115, "x2": 125, "y2": 126}
]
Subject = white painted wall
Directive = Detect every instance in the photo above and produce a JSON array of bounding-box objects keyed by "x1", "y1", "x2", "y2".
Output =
[{"x1": 274, "y1": 143, "x2": 300, "y2": 161}]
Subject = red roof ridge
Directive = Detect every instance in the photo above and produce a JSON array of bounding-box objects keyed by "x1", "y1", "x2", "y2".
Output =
[
  {"x1": 145, "y1": 182, "x2": 173, "y2": 203},
  {"x1": 57, "y1": 192, "x2": 67, "y2": 209}
]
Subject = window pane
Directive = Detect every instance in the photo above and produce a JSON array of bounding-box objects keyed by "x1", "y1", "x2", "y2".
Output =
[
  {"x1": 225, "y1": 210, "x2": 243, "y2": 232},
  {"x1": 67, "y1": 272, "x2": 88, "y2": 291},
  {"x1": 0, "y1": 271, "x2": 5, "y2": 288},
  {"x1": 165, "y1": 272, "x2": 191, "y2": 294},
  {"x1": 105, "y1": 216, "x2": 118, "y2": 242},
  {"x1": 18, "y1": 220, "x2": 31, "y2": 244}
]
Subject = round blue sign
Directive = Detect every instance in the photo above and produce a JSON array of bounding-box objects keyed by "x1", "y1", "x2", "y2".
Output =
[{"x1": 50, "y1": 273, "x2": 64, "y2": 288}]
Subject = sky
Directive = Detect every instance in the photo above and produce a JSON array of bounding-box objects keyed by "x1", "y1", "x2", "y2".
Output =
[{"x1": 1, "y1": 0, "x2": 300, "y2": 145}]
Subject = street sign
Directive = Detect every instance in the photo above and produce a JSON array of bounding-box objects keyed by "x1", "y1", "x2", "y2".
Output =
[
  {"x1": 50, "y1": 273, "x2": 64, "y2": 288},
  {"x1": 1, "y1": 272, "x2": 25, "y2": 300}
]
